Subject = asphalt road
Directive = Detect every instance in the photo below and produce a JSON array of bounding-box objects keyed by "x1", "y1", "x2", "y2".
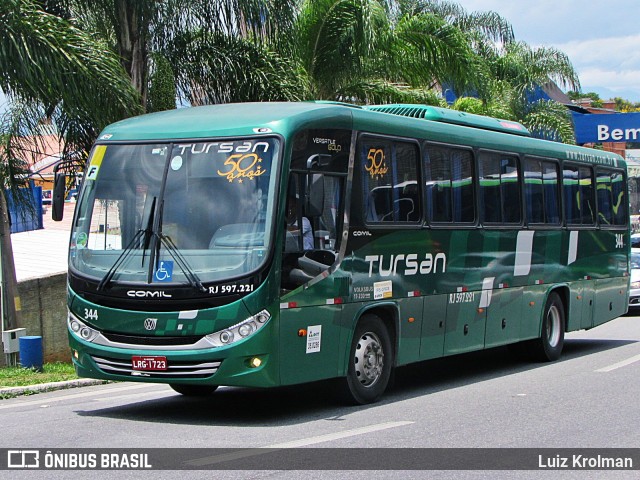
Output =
[{"x1": 2, "y1": 314, "x2": 639, "y2": 479}]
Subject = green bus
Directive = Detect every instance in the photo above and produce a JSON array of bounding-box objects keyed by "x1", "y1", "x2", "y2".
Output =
[{"x1": 57, "y1": 101, "x2": 630, "y2": 404}]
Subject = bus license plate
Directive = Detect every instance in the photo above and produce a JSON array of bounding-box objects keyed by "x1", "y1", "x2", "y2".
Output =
[{"x1": 132, "y1": 356, "x2": 167, "y2": 371}]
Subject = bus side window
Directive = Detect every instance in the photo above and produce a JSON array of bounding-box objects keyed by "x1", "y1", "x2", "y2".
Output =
[
  {"x1": 362, "y1": 139, "x2": 420, "y2": 224},
  {"x1": 524, "y1": 157, "x2": 560, "y2": 226},
  {"x1": 424, "y1": 145, "x2": 474, "y2": 224},
  {"x1": 596, "y1": 169, "x2": 614, "y2": 225},
  {"x1": 281, "y1": 173, "x2": 345, "y2": 290},
  {"x1": 564, "y1": 164, "x2": 595, "y2": 226},
  {"x1": 479, "y1": 152, "x2": 521, "y2": 225},
  {"x1": 596, "y1": 168, "x2": 627, "y2": 227},
  {"x1": 610, "y1": 170, "x2": 627, "y2": 226},
  {"x1": 282, "y1": 127, "x2": 350, "y2": 290},
  {"x1": 312, "y1": 174, "x2": 344, "y2": 250}
]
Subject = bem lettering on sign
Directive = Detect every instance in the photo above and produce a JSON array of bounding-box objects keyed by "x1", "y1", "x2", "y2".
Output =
[
  {"x1": 573, "y1": 111, "x2": 640, "y2": 144},
  {"x1": 597, "y1": 125, "x2": 640, "y2": 142}
]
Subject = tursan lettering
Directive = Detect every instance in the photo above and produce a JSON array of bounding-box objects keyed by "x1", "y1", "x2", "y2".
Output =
[
  {"x1": 597, "y1": 124, "x2": 640, "y2": 142},
  {"x1": 365, "y1": 253, "x2": 447, "y2": 277},
  {"x1": 175, "y1": 141, "x2": 270, "y2": 155}
]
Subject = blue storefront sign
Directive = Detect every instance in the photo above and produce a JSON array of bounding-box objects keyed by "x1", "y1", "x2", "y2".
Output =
[{"x1": 573, "y1": 112, "x2": 640, "y2": 144}]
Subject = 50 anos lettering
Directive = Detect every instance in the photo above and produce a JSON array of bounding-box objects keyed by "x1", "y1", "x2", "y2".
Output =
[{"x1": 217, "y1": 153, "x2": 266, "y2": 182}]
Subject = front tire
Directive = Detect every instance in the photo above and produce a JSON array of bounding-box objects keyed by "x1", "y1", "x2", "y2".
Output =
[
  {"x1": 342, "y1": 314, "x2": 393, "y2": 405},
  {"x1": 170, "y1": 384, "x2": 218, "y2": 396},
  {"x1": 530, "y1": 292, "x2": 565, "y2": 362}
]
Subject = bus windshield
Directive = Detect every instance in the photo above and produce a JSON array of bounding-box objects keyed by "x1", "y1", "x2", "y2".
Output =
[{"x1": 69, "y1": 137, "x2": 280, "y2": 287}]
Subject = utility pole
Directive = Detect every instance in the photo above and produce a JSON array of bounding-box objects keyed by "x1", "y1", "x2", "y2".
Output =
[{"x1": 0, "y1": 190, "x2": 21, "y2": 331}]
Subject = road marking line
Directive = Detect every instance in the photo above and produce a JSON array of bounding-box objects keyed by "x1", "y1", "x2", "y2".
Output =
[
  {"x1": 0, "y1": 383, "x2": 162, "y2": 410},
  {"x1": 595, "y1": 353, "x2": 640, "y2": 373},
  {"x1": 185, "y1": 421, "x2": 414, "y2": 467},
  {"x1": 268, "y1": 421, "x2": 414, "y2": 448},
  {"x1": 96, "y1": 390, "x2": 173, "y2": 402}
]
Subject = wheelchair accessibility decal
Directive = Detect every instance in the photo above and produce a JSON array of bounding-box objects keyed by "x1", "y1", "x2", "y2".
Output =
[{"x1": 154, "y1": 261, "x2": 174, "y2": 282}]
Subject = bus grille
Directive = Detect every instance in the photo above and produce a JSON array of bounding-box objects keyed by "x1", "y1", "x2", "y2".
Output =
[
  {"x1": 102, "y1": 332, "x2": 202, "y2": 346},
  {"x1": 91, "y1": 355, "x2": 221, "y2": 379}
]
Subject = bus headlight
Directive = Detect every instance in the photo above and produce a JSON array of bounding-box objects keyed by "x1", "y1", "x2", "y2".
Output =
[
  {"x1": 238, "y1": 322, "x2": 255, "y2": 337},
  {"x1": 68, "y1": 313, "x2": 99, "y2": 342},
  {"x1": 205, "y1": 310, "x2": 270, "y2": 347}
]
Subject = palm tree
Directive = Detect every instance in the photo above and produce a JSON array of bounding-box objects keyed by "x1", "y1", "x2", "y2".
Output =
[
  {"x1": 290, "y1": 0, "x2": 486, "y2": 105},
  {"x1": 1, "y1": 0, "x2": 141, "y2": 152},
  {"x1": 395, "y1": 2, "x2": 579, "y2": 142},
  {"x1": 0, "y1": 0, "x2": 141, "y2": 330},
  {"x1": 454, "y1": 41, "x2": 580, "y2": 143},
  {"x1": 165, "y1": 29, "x2": 307, "y2": 106},
  {"x1": 66, "y1": 0, "x2": 303, "y2": 108}
]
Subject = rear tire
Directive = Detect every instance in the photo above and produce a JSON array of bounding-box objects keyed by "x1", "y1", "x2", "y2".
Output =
[
  {"x1": 341, "y1": 314, "x2": 393, "y2": 405},
  {"x1": 170, "y1": 384, "x2": 218, "y2": 396},
  {"x1": 530, "y1": 292, "x2": 565, "y2": 362}
]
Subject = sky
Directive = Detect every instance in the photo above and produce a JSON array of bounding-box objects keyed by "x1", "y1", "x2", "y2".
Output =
[{"x1": 455, "y1": 0, "x2": 640, "y2": 102}]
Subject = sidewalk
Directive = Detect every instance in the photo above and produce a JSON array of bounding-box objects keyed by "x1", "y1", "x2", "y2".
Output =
[
  {"x1": 0, "y1": 378, "x2": 109, "y2": 398},
  {"x1": 11, "y1": 203, "x2": 75, "y2": 282}
]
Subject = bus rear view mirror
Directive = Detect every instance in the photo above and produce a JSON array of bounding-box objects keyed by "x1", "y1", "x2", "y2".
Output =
[
  {"x1": 306, "y1": 154, "x2": 332, "y2": 169},
  {"x1": 52, "y1": 173, "x2": 66, "y2": 221}
]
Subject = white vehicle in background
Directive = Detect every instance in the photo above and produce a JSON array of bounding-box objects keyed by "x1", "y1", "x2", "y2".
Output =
[{"x1": 629, "y1": 249, "x2": 640, "y2": 311}]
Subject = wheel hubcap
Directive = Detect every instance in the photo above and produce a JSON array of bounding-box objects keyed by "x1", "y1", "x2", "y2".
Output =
[
  {"x1": 354, "y1": 332, "x2": 384, "y2": 387},
  {"x1": 546, "y1": 305, "x2": 561, "y2": 348}
]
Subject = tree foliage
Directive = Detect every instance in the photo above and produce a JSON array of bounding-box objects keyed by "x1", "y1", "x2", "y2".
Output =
[
  {"x1": 146, "y1": 54, "x2": 176, "y2": 113},
  {"x1": 613, "y1": 97, "x2": 640, "y2": 113},
  {"x1": 1, "y1": 0, "x2": 587, "y2": 167},
  {"x1": 0, "y1": 0, "x2": 141, "y2": 162}
]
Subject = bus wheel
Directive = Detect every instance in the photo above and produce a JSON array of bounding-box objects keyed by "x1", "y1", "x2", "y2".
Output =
[
  {"x1": 342, "y1": 314, "x2": 393, "y2": 405},
  {"x1": 531, "y1": 292, "x2": 565, "y2": 362},
  {"x1": 170, "y1": 384, "x2": 218, "y2": 396}
]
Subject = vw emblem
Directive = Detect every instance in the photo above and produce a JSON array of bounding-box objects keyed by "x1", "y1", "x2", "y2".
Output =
[{"x1": 144, "y1": 318, "x2": 158, "y2": 331}]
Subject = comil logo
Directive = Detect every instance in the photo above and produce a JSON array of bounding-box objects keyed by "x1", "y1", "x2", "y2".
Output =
[
  {"x1": 126, "y1": 290, "x2": 172, "y2": 298},
  {"x1": 8, "y1": 450, "x2": 40, "y2": 468}
]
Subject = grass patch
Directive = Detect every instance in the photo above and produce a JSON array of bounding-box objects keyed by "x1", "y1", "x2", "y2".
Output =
[{"x1": 0, "y1": 362, "x2": 77, "y2": 388}]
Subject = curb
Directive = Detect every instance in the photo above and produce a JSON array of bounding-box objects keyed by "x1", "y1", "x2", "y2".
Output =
[{"x1": 0, "y1": 379, "x2": 110, "y2": 398}]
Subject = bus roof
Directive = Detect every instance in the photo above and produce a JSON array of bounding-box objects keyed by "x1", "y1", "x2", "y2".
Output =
[
  {"x1": 97, "y1": 102, "x2": 358, "y2": 141},
  {"x1": 96, "y1": 101, "x2": 625, "y2": 169},
  {"x1": 363, "y1": 104, "x2": 531, "y2": 137}
]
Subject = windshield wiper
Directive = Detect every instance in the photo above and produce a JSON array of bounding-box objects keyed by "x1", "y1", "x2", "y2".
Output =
[
  {"x1": 96, "y1": 229, "x2": 146, "y2": 291},
  {"x1": 97, "y1": 195, "x2": 206, "y2": 293},
  {"x1": 141, "y1": 196, "x2": 157, "y2": 265},
  {"x1": 97, "y1": 196, "x2": 157, "y2": 292},
  {"x1": 146, "y1": 200, "x2": 206, "y2": 293},
  {"x1": 156, "y1": 233, "x2": 207, "y2": 293}
]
